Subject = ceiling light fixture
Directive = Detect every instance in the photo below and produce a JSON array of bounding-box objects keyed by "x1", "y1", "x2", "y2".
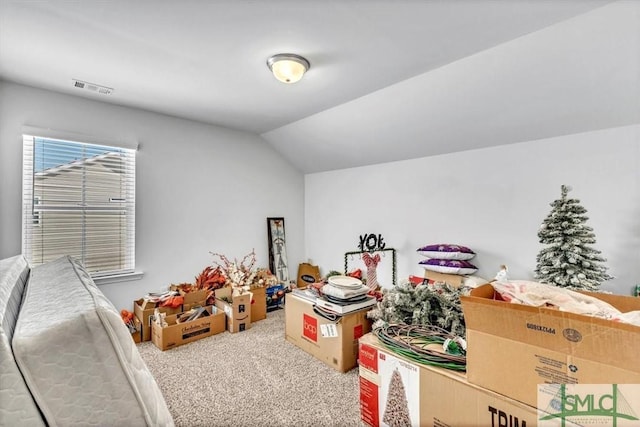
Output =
[{"x1": 267, "y1": 53, "x2": 310, "y2": 84}]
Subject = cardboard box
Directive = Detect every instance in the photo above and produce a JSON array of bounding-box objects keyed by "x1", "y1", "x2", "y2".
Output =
[
  {"x1": 168, "y1": 286, "x2": 209, "y2": 306},
  {"x1": 181, "y1": 288, "x2": 208, "y2": 305},
  {"x1": 181, "y1": 288, "x2": 209, "y2": 312},
  {"x1": 423, "y1": 270, "x2": 462, "y2": 287},
  {"x1": 182, "y1": 300, "x2": 208, "y2": 312},
  {"x1": 251, "y1": 286, "x2": 267, "y2": 322},
  {"x1": 130, "y1": 316, "x2": 141, "y2": 344},
  {"x1": 296, "y1": 262, "x2": 321, "y2": 289},
  {"x1": 133, "y1": 298, "x2": 183, "y2": 342},
  {"x1": 460, "y1": 283, "x2": 640, "y2": 408},
  {"x1": 151, "y1": 305, "x2": 225, "y2": 351},
  {"x1": 215, "y1": 287, "x2": 252, "y2": 333},
  {"x1": 358, "y1": 333, "x2": 538, "y2": 427},
  {"x1": 284, "y1": 292, "x2": 372, "y2": 373}
]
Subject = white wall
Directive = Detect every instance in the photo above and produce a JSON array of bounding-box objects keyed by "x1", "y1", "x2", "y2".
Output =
[
  {"x1": 305, "y1": 124, "x2": 640, "y2": 296},
  {"x1": 0, "y1": 81, "x2": 305, "y2": 311},
  {"x1": 3, "y1": 80, "x2": 639, "y2": 307}
]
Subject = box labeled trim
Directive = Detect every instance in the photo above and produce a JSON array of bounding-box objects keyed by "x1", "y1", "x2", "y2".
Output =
[{"x1": 359, "y1": 333, "x2": 538, "y2": 427}]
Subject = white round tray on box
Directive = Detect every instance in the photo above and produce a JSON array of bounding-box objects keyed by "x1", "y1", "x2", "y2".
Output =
[{"x1": 327, "y1": 275, "x2": 363, "y2": 290}]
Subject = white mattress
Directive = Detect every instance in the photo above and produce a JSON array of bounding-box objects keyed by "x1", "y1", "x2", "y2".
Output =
[
  {"x1": 0, "y1": 255, "x2": 45, "y2": 426},
  {"x1": 12, "y1": 256, "x2": 174, "y2": 427}
]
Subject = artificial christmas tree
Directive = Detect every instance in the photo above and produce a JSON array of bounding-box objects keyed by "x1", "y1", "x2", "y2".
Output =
[
  {"x1": 534, "y1": 185, "x2": 612, "y2": 291},
  {"x1": 382, "y1": 368, "x2": 412, "y2": 427}
]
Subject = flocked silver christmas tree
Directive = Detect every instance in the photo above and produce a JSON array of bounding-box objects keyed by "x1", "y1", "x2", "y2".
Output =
[
  {"x1": 382, "y1": 368, "x2": 412, "y2": 427},
  {"x1": 534, "y1": 185, "x2": 612, "y2": 291}
]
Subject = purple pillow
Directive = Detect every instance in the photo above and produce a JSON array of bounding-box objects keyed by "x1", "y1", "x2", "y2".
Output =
[
  {"x1": 417, "y1": 244, "x2": 475, "y2": 260},
  {"x1": 419, "y1": 258, "x2": 478, "y2": 275}
]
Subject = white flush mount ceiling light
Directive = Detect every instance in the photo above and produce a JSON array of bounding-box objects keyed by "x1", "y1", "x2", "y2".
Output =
[{"x1": 267, "y1": 53, "x2": 310, "y2": 84}]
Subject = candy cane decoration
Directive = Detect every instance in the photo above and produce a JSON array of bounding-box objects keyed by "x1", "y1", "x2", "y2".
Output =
[{"x1": 362, "y1": 252, "x2": 381, "y2": 291}]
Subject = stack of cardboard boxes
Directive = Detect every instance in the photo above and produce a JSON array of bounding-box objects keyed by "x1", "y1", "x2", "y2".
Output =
[
  {"x1": 358, "y1": 333, "x2": 538, "y2": 427},
  {"x1": 359, "y1": 272, "x2": 640, "y2": 426},
  {"x1": 214, "y1": 287, "x2": 253, "y2": 333},
  {"x1": 132, "y1": 288, "x2": 222, "y2": 351},
  {"x1": 132, "y1": 284, "x2": 275, "y2": 351},
  {"x1": 461, "y1": 283, "x2": 640, "y2": 408}
]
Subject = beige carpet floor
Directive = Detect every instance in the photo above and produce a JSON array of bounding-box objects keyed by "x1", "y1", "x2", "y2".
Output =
[{"x1": 137, "y1": 308, "x2": 363, "y2": 427}]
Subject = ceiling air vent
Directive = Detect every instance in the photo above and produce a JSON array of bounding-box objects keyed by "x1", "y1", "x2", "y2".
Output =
[{"x1": 72, "y1": 79, "x2": 113, "y2": 95}]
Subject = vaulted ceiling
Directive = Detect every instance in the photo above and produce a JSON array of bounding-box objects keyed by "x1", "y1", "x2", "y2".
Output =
[{"x1": 1, "y1": 0, "x2": 637, "y2": 173}]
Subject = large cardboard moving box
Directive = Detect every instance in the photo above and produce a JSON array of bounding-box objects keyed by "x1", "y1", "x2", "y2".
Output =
[
  {"x1": 461, "y1": 283, "x2": 640, "y2": 408},
  {"x1": 358, "y1": 333, "x2": 538, "y2": 427},
  {"x1": 151, "y1": 305, "x2": 225, "y2": 351},
  {"x1": 285, "y1": 292, "x2": 371, "y2": 373}
]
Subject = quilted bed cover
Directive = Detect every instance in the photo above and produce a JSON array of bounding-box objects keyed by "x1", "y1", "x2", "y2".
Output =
[
  {"x1": 12, "y1": 256, "x2": 174, "y2": 427},
  {"x1": 0, "y1": 255, "x2": 44, "y2": 426}
]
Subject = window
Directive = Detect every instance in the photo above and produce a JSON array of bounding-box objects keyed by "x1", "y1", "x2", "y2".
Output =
[{"x1": 22, "y1": 134, "x2": 136, "y2": 278}]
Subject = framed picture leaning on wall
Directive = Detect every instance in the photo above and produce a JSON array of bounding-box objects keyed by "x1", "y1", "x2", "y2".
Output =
[{"x1": 267, "y1": 217, "x2": 289, "y2": 284}]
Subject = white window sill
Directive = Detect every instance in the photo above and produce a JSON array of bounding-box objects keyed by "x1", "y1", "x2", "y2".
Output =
[{"x1": 93, "y1": 271, "x2": 144, "y2": 286}]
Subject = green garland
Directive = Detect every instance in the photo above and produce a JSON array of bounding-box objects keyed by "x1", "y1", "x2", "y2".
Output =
[
  {"x1": 368, "y1": 280, "x2": 466, "y2": 337},
  {"x1": 373, "y1": 323, "x2": 466, "y2": 371}
]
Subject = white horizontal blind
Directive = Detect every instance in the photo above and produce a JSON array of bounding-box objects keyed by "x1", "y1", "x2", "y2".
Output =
[{"x1": 22, "y1": 134, "x2": 136, "y2": 276}]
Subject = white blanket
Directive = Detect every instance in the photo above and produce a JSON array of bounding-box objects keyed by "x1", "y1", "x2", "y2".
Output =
[{"x1": 492, "y1": 280, "x2": 640, "y2": 326}]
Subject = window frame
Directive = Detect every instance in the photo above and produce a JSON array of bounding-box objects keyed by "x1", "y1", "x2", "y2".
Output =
[{"x1": 21, "y1": 128, "x2": 142, "y2": 283}]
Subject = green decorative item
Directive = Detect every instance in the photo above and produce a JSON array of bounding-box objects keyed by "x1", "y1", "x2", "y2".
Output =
[
  {"x1": 368, "y1": 279, "x2": 466, "y2": 337},
  {"x1": 534, "y1": 185, "x2": 612, "y2": 291}
]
